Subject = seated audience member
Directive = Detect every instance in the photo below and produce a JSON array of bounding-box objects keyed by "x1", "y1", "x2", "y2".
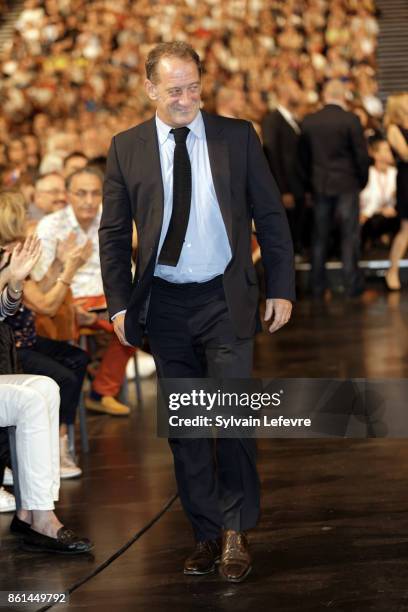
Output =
[
  {"x1": 0, "y1": 375, "x2": 93, "y2": 553},
  {"x1": 22, "y1": 134, "x2": 40, "y2": 170},
  {"x1": 63, "y1": 151, "x2": 88, "y2": 179},
  {"x1": 0, "y1": 238, "x2": 92, "y2": 553},
  {"x1": 2, "y1": 139, "x2": 27, "y2": 186},
  {"x1": 28, "y1": 172, "x2": 67, "y2": 225},
  {"x1": 0, "y1": 232, "x2": 41, "y2": 513},
  {"x1": 0, "y1": 191, "x2": 89, "y2": 478},
  {"x1": 33, "y1": 167, "x2": 135, "y2": 416},
  {"x1": 25, "y1": 175, "x2": 88, "y2": 339},
  {"x1": 360, "y1": 139, "x2": 398, "y2": 250}
]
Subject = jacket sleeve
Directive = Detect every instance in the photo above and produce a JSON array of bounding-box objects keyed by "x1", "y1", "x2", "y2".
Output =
[
  {"x1": 246, "y1": 122, "x2": 296, "y2": 301},
  {"x1": 297, "y1": 122, "x2": 312, "y2": 193},
  {"x1": 261, "y1": 113, "x2": 286, "y2": 194},
  {"x1": 99, "y1": 136, "x2": 133, "y2": 319},
  {"x1": 349, "y1": 114, "x2": 370, "y2": 190}
]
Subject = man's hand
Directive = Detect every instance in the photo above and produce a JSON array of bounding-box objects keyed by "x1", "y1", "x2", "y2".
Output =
[
  {"x1": 67, "y1": 239, "x2": 93, "y2": 271},
  {"x1": 56, "y1": 232, "x2": 77, "y2": 264},
  {"x1": 112, "y1": 313, "x2": 133, "y2": 346},
  {"x1": 282, "y1": 193, "x2": 295, "y2": 209},
  {"x1": 74, "y1": 304, "x2": 98, "y2": 327},
  {"x1": 264, "y1": 298, "x2": 292, "y2": 334},
  {"x1": 382, "y1": 206, "x2": 397, "y2": 218}
]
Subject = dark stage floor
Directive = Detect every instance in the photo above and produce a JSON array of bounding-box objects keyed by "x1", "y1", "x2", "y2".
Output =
[{"x1": 1, "y1": 288, "x2": 408, "y2": 612}]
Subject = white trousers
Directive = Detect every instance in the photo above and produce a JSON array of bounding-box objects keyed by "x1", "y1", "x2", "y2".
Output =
[{"x1": 0, "y1": 374, "x2": 60, "y2": 510}]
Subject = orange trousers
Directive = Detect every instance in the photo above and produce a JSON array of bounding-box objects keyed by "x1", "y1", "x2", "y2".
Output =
[
  {"x1": 92, "y1": 333, "x2": 135, "y2": 397},
  {"x1": 75, "y1": 296, "x2": 136, "y2": 397}
]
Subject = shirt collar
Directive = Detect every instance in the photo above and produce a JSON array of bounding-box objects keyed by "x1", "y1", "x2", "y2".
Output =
[
  {"x1": 66, "y1": 203, "x2": 101, "y2": 232},
  {"x1": 277, "y1": 104, "x2": 294, "y2": 124},
  {"x1": 155, "y1": 110, "x2": 204, "y2": 145},
  {"x1": 277, "y1": 105, "x2": 300, "y2": 134}
]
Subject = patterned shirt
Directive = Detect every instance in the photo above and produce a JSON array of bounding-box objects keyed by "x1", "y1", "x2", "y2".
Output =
[
  {"x1": 31, "y1": 204, "x2": 104, "y2": 298},
  {"x1": 5, "y1": 303, "x2": 36, "y2": 349}
]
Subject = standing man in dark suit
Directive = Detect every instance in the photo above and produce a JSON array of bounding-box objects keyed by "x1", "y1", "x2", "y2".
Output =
[
  {"x1": 262, "y1": 80, "x2": 305, "y2": 254},
  {"x1": 299, "y1": 79, "x2": 370, "y2": 297},
  {"x1": 99, "y1": 42, "x2": 295, "y2": 583}
]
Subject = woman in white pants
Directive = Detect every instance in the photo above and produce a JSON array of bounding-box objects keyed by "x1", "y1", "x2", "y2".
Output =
[
  {"x1": 0, "y1": 373, "x2": 92, "y2": 553},
  {"x1": 0, "y1": 236, "x2": 92, "y2": 553}
]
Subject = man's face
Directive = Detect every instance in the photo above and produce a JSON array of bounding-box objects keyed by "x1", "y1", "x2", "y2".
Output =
[
  {"x1": 145, "y1": 57, "x2": 201, "y2": 128},
  {"x1": 35, "y1": 174, "x2": 67, "y2": 213},
  {"x1": 22, "y1": 135, "x2": 39, "y2": 156},
  {"x1": 375, "y1": 141, "x2": 394, "y2": 165},
  {"x1": 68, "y1": 173, "x2": 102, "y2": 227},
  {"x1": 8, "y1": 140, "x2": 26, "y2": 165}
]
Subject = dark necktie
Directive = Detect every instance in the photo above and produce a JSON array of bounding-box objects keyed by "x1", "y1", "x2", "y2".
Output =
[{"x1": 158, "y1": 126, "x2": 191, "y2": 266}]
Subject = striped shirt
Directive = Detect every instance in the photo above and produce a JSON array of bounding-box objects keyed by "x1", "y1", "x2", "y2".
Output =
[{"x1": 0, "y1": 286, "x2": 22, "y2": 321}]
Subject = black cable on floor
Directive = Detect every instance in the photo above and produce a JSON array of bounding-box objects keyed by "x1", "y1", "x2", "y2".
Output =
[{"x1": 37, "y1": 492, "x2": 178, "y2": 612}]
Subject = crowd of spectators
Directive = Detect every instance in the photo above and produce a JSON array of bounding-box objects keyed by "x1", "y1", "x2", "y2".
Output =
[{"x1": 0, "y1": 0, "x2": 380, "y2": 175}]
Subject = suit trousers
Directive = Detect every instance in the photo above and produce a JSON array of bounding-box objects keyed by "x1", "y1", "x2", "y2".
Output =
[
  {"x1": 0, "y1": 375, "x2": 60, "y2": 510},
  {"x1": 311, "y1": 192, "x2": 364, "y2": 297},
  {"x1": 146, "y1": 275, "x2": 260, "y2": 541}
]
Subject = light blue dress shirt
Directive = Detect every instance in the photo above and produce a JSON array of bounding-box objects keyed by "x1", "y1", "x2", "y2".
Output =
[{"x1": 154, "y1": 111, "x2": 231, "y2": 283}]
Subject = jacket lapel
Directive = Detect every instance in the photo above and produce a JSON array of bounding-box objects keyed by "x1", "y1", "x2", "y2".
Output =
[
  {"x1": 202, "y1": 111, "x2": 233, "y2": 250},
  {"x1": 137, "y1": 117, "x2": 164, "y2": 251}
]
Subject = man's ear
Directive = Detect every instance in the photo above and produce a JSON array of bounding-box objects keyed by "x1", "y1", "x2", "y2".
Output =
[{"x1": 145, "y1": 79, "x2": 159, "y2": 101}]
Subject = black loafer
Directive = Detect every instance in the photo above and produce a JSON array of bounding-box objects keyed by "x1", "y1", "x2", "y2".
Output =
[
  {"x1": 10, "y1": 515, "x2": 31, "y2": 535},
  {"x1": 22, "y1": 526, "x2": 93, "y2": 554}
]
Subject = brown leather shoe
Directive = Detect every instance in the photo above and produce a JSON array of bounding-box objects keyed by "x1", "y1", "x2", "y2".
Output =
[
  {"x1": 219, "y1": 530, "x2": 252, "y2": 582},
  {"x1": 184, "y1": 539, "x2": 222, "y2": 575}
]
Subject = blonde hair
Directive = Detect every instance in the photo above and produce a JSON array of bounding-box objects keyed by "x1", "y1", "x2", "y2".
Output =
[
  {"x1": 384, "y1": 92, "x2": 408, "y2": 128},
  {"x1": 0, "y1": 190, "x2": 27, "y2": 245}
]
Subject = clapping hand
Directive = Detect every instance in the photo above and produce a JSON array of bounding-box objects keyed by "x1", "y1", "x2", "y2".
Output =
[
  {"x1": 57, "y1": 233, "x2": 92, "y2": 271},
  {"x1": 56, "y1": 232, "x2": 78, "y2": 264},
  {"x1": 8, "y1": 235, "x2": 42, "y2": 284},
  {"x1": 66, "y1": 239, "x2": 93, "y2": 270}
]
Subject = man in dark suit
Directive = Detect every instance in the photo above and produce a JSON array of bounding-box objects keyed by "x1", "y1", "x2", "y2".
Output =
[
  {"x1": 261, "y1": 80, "x2": 305, "y2": 254},
  {"x1": 299, "y1": 79, "x2": 370, "y2": 297},
  {"x1": 99, "y1": 42, "x2": 295, "y2": 583}
]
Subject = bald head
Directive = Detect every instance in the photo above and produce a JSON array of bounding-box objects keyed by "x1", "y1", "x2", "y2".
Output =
[
  {"x1": 323, "y1": 80, "x2": 346, "y2": 104},
  {"x1": 216, "y1": 87, "x2": 233, "y2": 107},
  {"x1": 276, "y1": 79, "x2": 301, "y2": 110},
  {"x1": 215, "y1": 86, "x2": 246, "y2": 118}
]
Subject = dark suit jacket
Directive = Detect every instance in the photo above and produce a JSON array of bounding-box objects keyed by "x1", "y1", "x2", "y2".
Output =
[
  {"x1": 261, "y1": 109, "x2": 304, "y2": 199},
  {"x1": 299, "y1": 104, "x2": 370, "y2": 196},
  {"x1": 99, "y1": 111, "x2": 295, "y2": 347}
]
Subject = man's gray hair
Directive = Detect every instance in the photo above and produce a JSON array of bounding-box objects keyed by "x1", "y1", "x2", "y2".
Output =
[
  {"x1": 66, "y1": 166, "x2": 103, "y2": 190},
  {"x1": 145, "y1": 41, "x2": 202, "y2": 84}
]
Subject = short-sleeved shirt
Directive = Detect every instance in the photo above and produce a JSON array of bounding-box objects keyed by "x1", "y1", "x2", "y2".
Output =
[{"x1": 32, "y1": 204, "x2": 104, "y2": 299}]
